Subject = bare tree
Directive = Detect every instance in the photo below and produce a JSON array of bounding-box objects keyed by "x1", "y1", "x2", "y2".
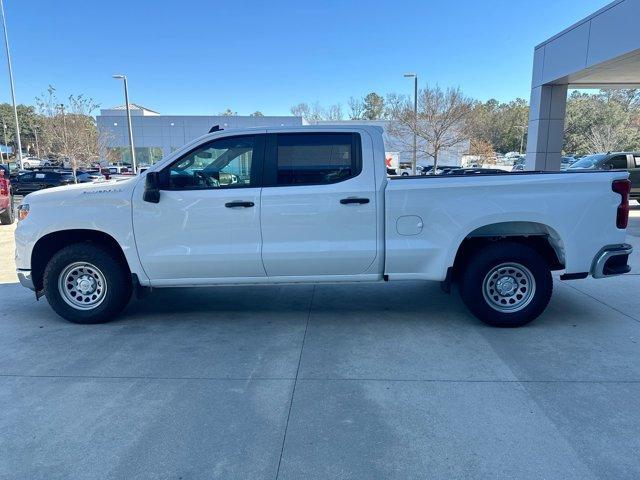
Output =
[
  {"x1": 291, "y1": 102, "x2": 311, "y2": 120},
  {"x1": 291, "y1": 102, "x2": 343, "y2": 123},
  {"x1": 387, "y1": 85, "x2": 473, "y2": 171},
  {"x1": 36, "y1": 86, "x2": 102, "y2": 178},
  {"x1": 325, "y1": 104, "x2": 344, "y2": 121},
  {"x1": 588, "y1": 123, "x2": 628, "y2": 153},
  {"x1": 348, "y1": 96, "x2": 365, "y2": 120},
  {"x1": 468, "y1": 138, "x2": 496, "y2": 165}
]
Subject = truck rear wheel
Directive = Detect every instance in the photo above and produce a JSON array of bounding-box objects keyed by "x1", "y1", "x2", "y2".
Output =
[
  {"x1": 43, "y1": 243, "x2": 132, "y2": 324},
  {"x1": 459, "y1": 242, "x2": 552, "y2": 328}
]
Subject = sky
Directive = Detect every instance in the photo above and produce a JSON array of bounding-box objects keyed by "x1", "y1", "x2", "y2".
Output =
[{"x1": 0, "y1": 0, "x2": 609, "y2": 117}]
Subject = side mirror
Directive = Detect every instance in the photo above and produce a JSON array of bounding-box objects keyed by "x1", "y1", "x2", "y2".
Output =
[{"x1": 143, "y1": 171, "x2": 161, "y2": 203}]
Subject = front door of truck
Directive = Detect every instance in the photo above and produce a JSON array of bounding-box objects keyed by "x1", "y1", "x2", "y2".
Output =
[
  {"x1": 260, "y1": 131, "x2": 378, "y2": 277},
  {"x1": 132, "y1": 134, "x2": 266, "y2": 284}
]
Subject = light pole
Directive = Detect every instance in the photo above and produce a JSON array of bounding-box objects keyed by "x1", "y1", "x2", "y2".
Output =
[
  {"x1": 404, "y1": 73, "x2": 418, "y2": 174},
  {"x1": 0, "y1": 0, "x2": 23, "y2": 169},
  {"x1": 112, "y1": 75, "x2": 137, "y2": 174}
]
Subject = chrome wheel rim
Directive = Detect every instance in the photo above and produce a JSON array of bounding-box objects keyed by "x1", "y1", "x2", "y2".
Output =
[
  {"x1": 58, "y1": 262, "x2": 107, "y2": 310},
  {"x1": 482, "y1": 262, "x2": 535, "y2": 313}
]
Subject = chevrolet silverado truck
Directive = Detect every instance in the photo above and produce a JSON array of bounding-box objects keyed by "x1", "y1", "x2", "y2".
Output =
[{"x1": 14, "y1": 126, "x2": 633, "y2": 327}]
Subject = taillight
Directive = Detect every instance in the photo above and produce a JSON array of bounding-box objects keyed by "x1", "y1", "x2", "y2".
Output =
[{"x1": 612, "y1": 179, "x2": 631, "y2": 229}]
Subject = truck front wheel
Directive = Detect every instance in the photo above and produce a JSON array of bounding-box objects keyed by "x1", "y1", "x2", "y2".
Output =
[
  {"x1": 459, "y1": 242, "x2": 552, "y2": 328},
  {"x1": 43, "y1": 243, "x2": 132, "y2": 324}
]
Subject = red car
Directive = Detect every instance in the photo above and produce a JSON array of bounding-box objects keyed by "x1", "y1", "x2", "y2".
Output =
[{"x1": 0, "y1": 166, "x2": 14, "y2": 224}]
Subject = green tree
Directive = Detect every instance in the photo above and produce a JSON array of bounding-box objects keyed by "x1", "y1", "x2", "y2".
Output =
[
  {"x1": 565, "y1": 89, "x2": 640, "y2": 155},
  {"x1": 250, "y1": 111, "x2": 264, "y2": 117},
  {"x1": 0, "y1": 103, "x2": 43, "y2": 155},
  {"x1": 469, "y1": 98, "x2": 529, "y2": 154},
  {"x1": 363, "y1": 92, "x2": 385, "y2": 120}
]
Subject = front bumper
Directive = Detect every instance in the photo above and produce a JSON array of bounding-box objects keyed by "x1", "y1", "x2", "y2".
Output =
[
  {"x1": 591, "y1": 244, "x2": 633, "y2": 279},
  {"x1": 17, "y1": 269, "x2": 35, "y2": 291}
]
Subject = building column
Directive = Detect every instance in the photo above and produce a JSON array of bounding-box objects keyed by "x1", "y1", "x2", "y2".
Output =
[{"x1": 525, "y1": 83, "x2": 568, "y2": 171}]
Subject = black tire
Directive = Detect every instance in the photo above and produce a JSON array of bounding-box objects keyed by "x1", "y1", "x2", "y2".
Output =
[
  {"x1": 43, "y1": 243, "x2": 132, "y2": 324},
  {"x1": 0, "y1": 195, "x2": 14, "y2": 225},
  {"x1": 459, "y1": 242, "x2": 552, "y2": 328}
]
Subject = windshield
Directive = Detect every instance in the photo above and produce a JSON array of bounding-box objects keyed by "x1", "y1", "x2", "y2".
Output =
[{"x1": 569, "y1": 154, "x2": 606, "y2": 169}]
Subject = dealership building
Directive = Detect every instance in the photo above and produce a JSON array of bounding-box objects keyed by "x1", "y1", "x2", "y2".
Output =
[
  {"x1": 96, "y1": 106, "x2": 303, "y2": 166},
  {"x1": 526, "y1": 0, "x2": 640, "y2": 170}
]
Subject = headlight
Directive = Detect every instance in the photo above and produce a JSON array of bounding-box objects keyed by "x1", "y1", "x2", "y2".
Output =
[{"x1": 17, "y1": 203, "x2": 29, "y2": 221}]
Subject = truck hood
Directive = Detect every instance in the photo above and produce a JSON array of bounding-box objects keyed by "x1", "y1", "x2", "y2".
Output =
[{"x1": 23, "y1": 177, "x2": 139, "y2": 205}]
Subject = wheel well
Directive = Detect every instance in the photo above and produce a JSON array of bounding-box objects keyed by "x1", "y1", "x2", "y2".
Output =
[
  {"x1": 31, "y1": 229, "x2": 130, "y2": 291},
  {"x1": 452, "y1": 234, "x2": 564, "y2": 281}
]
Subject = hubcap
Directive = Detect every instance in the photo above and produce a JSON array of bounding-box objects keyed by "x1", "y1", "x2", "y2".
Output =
[
  {"x1": 482, "y1": 262, "x2": 536, "y2": 313},
  {"x1": 58, "y1": 262, "x2": 107, "y2": 310}
]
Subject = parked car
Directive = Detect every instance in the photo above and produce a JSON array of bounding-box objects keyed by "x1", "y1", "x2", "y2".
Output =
[
  {"x1": 78, "y1": 170, "x2": 106, "y2": 182},
  {"x1": 108, "y1": 165, "x2": 131, "y2": 175},
  {"x1": 569, "y1": 152, "x2": 640, "y2": 201},
  {"x1": 0, "y1": 165, "x2": 14, "y2": 224},
  {"x1": 11, "y1": 170, "x2": 79, "y2": 195},
  {"x1": 14, "y1": 126, "x2": 632, "y2": 328},
  {"x1": 21, "y1": 157, "x2": 52, "y2": 169}
]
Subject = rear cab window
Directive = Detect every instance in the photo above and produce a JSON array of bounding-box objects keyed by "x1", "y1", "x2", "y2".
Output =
[{"x1": 265, "y1": 132, "x2": 362, "y2": 186}]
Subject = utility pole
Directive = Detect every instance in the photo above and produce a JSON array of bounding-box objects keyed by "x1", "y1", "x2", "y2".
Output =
[{"x1": 0, "y1": 0, "x2": 23, "y2": 169}]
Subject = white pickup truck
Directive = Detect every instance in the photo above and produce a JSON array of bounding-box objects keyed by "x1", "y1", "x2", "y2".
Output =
[{"x1": 14, "y1": 126, "x2": 633, "y2": 327}]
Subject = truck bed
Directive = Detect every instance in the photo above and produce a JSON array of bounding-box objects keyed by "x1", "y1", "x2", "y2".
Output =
[{"x1": 384, "y1": 170, "x2": 630, "y2": 281}]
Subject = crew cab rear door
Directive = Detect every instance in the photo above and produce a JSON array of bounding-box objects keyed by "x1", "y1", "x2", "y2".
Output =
[{"x1": 260, "y1": 131, "x2": 378, "y2": 277}]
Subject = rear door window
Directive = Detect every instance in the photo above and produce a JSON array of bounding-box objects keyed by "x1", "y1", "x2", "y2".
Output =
[{"x1": 271, "y1": 133, "x2": 361, "y2": 186}]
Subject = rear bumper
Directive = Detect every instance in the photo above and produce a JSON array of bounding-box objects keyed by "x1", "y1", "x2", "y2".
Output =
[
  {"x1": 591, "y1": 244, "x2": 633, "y2": 279},
  {"x1": 17, "y1": 269, "x2": 35, "y2": 291}
]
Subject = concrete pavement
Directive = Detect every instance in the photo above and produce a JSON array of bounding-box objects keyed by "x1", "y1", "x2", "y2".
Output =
[{"x1": 0, "y1": 208, "x2": 639, "y2": 479}]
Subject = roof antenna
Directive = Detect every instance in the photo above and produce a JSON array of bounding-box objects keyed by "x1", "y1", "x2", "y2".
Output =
[{"x1": 209, "y1": 125, "x2": 223, "y2": 133}]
